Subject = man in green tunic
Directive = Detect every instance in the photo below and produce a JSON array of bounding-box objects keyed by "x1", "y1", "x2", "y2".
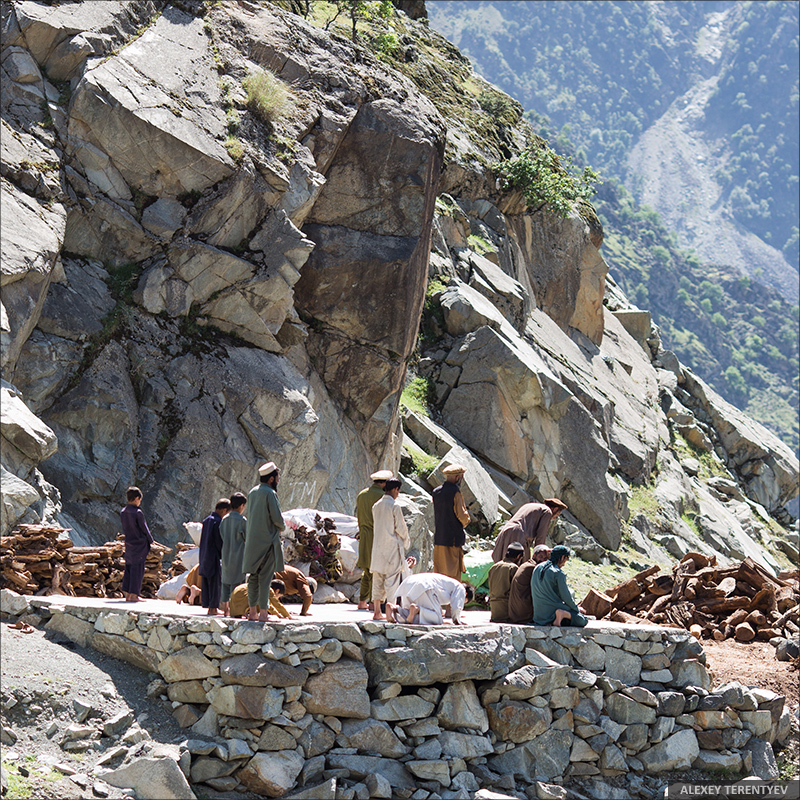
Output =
[
  {"x1": 243, "y1": 462, "x2": 285, "y2": 622},
  {"x1": 355, "y1": 469, "x2": 392, "y2": 610},
  {"x1": 530, "y1": 545, "x2": 589, "y2": 627},
  {"x1": 220, "y1": 492, "x2": 247, "y2": 617}
]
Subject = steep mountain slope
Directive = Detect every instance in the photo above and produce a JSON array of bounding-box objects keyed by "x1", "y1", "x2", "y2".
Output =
[
  {"x1": 1, "y1": 0, "x2": 796, "y2": 582},
  {"x1": 427, "y1": 0, "x2": 799, "y2": 282},
  {"x1": 427, "y1": 0, "x2": 800, "y2": 453}
]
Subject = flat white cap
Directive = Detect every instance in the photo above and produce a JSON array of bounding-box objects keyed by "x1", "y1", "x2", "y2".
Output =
[
  {"x1": 258, "y1": 461, "x2": 278, "y2": 476},
  {"x1": 370, "y1": 470, "x2": 394, "y2": 481}
]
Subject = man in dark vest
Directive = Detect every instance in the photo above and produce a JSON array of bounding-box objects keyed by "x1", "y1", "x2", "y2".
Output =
[{"x1": 432, "y1": 463, "x2": 470, "y2": 580}]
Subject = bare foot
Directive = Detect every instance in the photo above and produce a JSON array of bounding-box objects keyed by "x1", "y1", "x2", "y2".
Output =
[
  {"x1": 407, "y1": 603, "x2": 419, "y2": 624},
  {"x1": 372, "y1": 613, "x2": 384, "y2": 621},
  {"x1": 257, "y1": 611, "x2": 271, "y2": 622},
  {"x1": 385, "y1": 603, "x2": 396, "y2": 623},
  {"x1": 553, "y1": 609, "x2": 570, "y2": 627},
  {"x1": 357, "y1": 601, "x2": 368, "y2": 610}
]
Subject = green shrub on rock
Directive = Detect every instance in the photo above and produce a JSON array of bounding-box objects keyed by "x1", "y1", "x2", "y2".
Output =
[{"x1": 498, "y1": 138, "x2": 600, "y2": 218}]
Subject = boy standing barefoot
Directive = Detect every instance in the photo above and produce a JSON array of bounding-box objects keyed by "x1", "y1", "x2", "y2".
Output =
[{"x1": 120, "y1": 487, "x2": 154, "y2": 602}]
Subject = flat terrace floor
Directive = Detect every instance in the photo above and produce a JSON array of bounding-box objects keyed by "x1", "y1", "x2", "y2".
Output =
[{"x1": 26, "y1": 594, "x2": 675, "y2": 636}]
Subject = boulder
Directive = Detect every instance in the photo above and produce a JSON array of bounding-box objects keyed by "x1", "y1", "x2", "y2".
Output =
[
  {"x1": 302, "y1": 659, "x2": 370, "y2": 719},
  {"x1": 68, "y1": 7, "x2": 233, "y2": 198},
  {"x1": 208, "y1": 684, "x2": 283, "y2": 720},
  {"x1": 338, "y1": 718, "x2": 409, "y2": 759},
  {"x1": 436, "y1": 680, "x2": 489, "y2": 732},
  {"x1": 637, "y1": 729, "x2": 699, "y2": 772},
  {"x1": 101, "y1": 756, "x2": 194, "y2": 800},
  {"x1": 364, "y1": 629, "x2": 518, "y2": 686},
  {"x1": 159, "y1": 646, "x2": 218, "y2": 683},
  {"x1": 486, "y1": 701, "x2": 551, "y2": 743},
  {"x1": 0, "y1": 182, "x2": 65, "y2": 371},
  {"x1": 220, "y1": 653, "x2": 308, "y2": 687},
  {"x1": 238, "y1": 751, "x2": 304, "y2": 797}
]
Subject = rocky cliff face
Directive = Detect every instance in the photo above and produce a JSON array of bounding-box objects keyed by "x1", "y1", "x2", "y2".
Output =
[{"x1": 1, "y1": 0, "x2": 797, "y2": 575}]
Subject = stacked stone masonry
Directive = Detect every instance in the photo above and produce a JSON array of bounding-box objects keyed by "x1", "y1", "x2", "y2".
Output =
[{"x1": 26, "y1": 597, "x2": 791, "y2": 798}]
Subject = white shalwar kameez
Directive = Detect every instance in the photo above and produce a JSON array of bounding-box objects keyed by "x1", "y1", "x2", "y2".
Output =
[{"x1": 397, "y1": 573, "x2": 467, "y2": 624}]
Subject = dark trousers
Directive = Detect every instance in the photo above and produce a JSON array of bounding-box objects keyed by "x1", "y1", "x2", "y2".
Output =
[
  {"x1": 201, "y1": 572, "x2": 221, "y2": 609},
  {"x1": 122, "y1": 561, "x2": 146, "y2": 596}
]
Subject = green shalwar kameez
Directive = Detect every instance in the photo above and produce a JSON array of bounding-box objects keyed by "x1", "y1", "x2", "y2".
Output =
[
  {"x1": 243, "y1": 483, "x2": 285, "y2": 610},
  {"x1": 355, "y1": 482, "x2": 384, "y2": 602},
  {"x1": 220, "y1": 510, "x2": 247, "y2": 604}
]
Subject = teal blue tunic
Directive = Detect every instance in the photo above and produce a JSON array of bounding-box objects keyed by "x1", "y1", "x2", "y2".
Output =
[{"x1": 530, "y1": 561, "x2": 587, "y2": 627}]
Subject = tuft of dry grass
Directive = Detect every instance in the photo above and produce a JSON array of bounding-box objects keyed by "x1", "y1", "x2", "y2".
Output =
[{"x1": 243, "y1": 68, "x2": 293, "y2": 124}]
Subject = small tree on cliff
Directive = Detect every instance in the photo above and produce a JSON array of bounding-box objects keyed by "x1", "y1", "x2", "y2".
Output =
[
  {"x1": 498, "y1": 138, "x2": 600, "y2": 218},
  {"x1": 322, "y1": 0, "x2": 394, "y2": 41}
]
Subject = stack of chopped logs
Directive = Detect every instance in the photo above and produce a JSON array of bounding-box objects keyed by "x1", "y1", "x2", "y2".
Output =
[
  {"x1": 170, "y1": 542, "x2": 197, "y2": 576},
  {"x1": 0, "y1": 523, "x2": 170, "y2": 599},
  {"x1": 582, "y1": 552, "x2": 800, "y2": 642}
]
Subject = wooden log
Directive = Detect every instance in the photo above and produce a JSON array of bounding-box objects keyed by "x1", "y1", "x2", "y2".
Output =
[
  {"x1": 735, "y1": 581, "x2": 757, "y2": 598},
  {"x1": 734, "y1": 622, "x2": 755, "y2": 642},
  {"x1": 718, "y1": 577, "x2": 737, "y2": 596},
  {"x1": 746, "y1": 610, "x2": 767, "y2": 627},
  {"x1": 738, "y1": 558, "x2": 790, "y2": 589},
  {"x1": 645, "y1": 575, "x2": 673, "y2": 596},
  {"x1": 611, "y1": 578, "x2": 642, "y2": 609},
  {"x1": 626, "y1": 592, "x2": 660, "y2": 614},
  {"x1": 608, "y1": 609, "x2": 643, "y2": 625},
  {"x1": 645, "y1": 594, "x2": 673, "y2": 619},
  {"x1": 689, "y1": 624, "x2": 703, "y2": 639},
  {"x1": 774, "y1": 604, "x2": 799, "y2": 628},
  {"x1": 755, "y1": 627, "x2": 781, "y2": 641},
  {"x1": 775, "y1": 586, "x2": 797, "y2": 612},
  {"x1": 665, "y1": 601, "x2": 695, "y2": 628},
  {"x1": 711, "y1": 630, "x2": 726, "y2": 641},
  {"x1": 581, "y1": 588, "x2": 614, "y2": 619},
  {"x1": 670, "y1": 559, "x2": 697, "y2": 604},
  {"x1": 695, "y1": 596, "x2": 751, "y2": 614},
  {"x1": 681, "y1": 552, "x2": 715, "y2": 569},
  {"x1": 749, "y1": 587, "x2": 777, "y2": 613}
]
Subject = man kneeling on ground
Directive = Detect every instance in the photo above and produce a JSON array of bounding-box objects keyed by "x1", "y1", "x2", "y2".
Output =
[
  {"x1": 275, "y1": 564, "x2": 317, "y2": 616},
  {"x1": 530, "y1": 545, "x2": 590, "y2": 627},
  {"x1": 385, "y1": 573, "x2": 473, "y2": 625}
]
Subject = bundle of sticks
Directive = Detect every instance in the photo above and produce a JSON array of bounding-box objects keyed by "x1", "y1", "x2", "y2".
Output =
[
  {"x1": 581, "y1": 553, "x2": 800, "y2": 642},
  {"x1": 0, "y1": 523, "x2": 170, "y2": 599}
]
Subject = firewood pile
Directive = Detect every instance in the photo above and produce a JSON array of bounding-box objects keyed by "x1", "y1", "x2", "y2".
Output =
[
  {"x1": 0, "y1": 523, "x2": 170, "y2": 599},
  {"x1": 581, "y1": 552, "x2": 800, "y2": 642},
  {"x1": 169, "y1": 542, "x2": 197, "y2": 577}
]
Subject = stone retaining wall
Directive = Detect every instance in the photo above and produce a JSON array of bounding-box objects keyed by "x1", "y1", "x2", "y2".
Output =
[{"x1": 19, "y1": 597, "x2": 794, "y2": 798}]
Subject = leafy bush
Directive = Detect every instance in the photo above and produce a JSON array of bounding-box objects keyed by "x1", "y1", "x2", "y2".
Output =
[
  {"x1": 497, "y1": 139, "x2": 600, "y2": 217},
  {"x1": 400, "y1": 376, "x2": 435, "y2": 416},
  {"x1": 243, "y1": 68, "x2": 293, "y2": 124},
  {"x1": 372, "y1": 31, "x2": 398, "y2": 57},
  {"x1": 478, "y1": 89, "x2": 522, "y2": 125}
]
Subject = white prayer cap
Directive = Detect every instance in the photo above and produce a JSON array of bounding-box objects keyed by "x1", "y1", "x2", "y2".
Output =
[
  {"x1": 258, "y1": 461, "x2": 278, "y2": 476},
  {"x1": 370, "y1": 470, "x2": 393, "y2": 481}
]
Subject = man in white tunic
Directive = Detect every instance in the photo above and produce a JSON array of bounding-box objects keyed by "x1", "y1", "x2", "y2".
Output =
[
  {"x1": 370, "y1": 478, "x2": 415, "y2": 620},
  {"x1": 386, "y1": 573, "x2": 472, "y2": 625}
]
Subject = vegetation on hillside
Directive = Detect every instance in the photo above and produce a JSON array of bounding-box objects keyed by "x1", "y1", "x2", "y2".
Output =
[
  {"x1": 428, "y1": 0, "x2": 799, "y2": 262},
  {"x1": 428, "y1": 0, "x2": 799, "y2": 453}
]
